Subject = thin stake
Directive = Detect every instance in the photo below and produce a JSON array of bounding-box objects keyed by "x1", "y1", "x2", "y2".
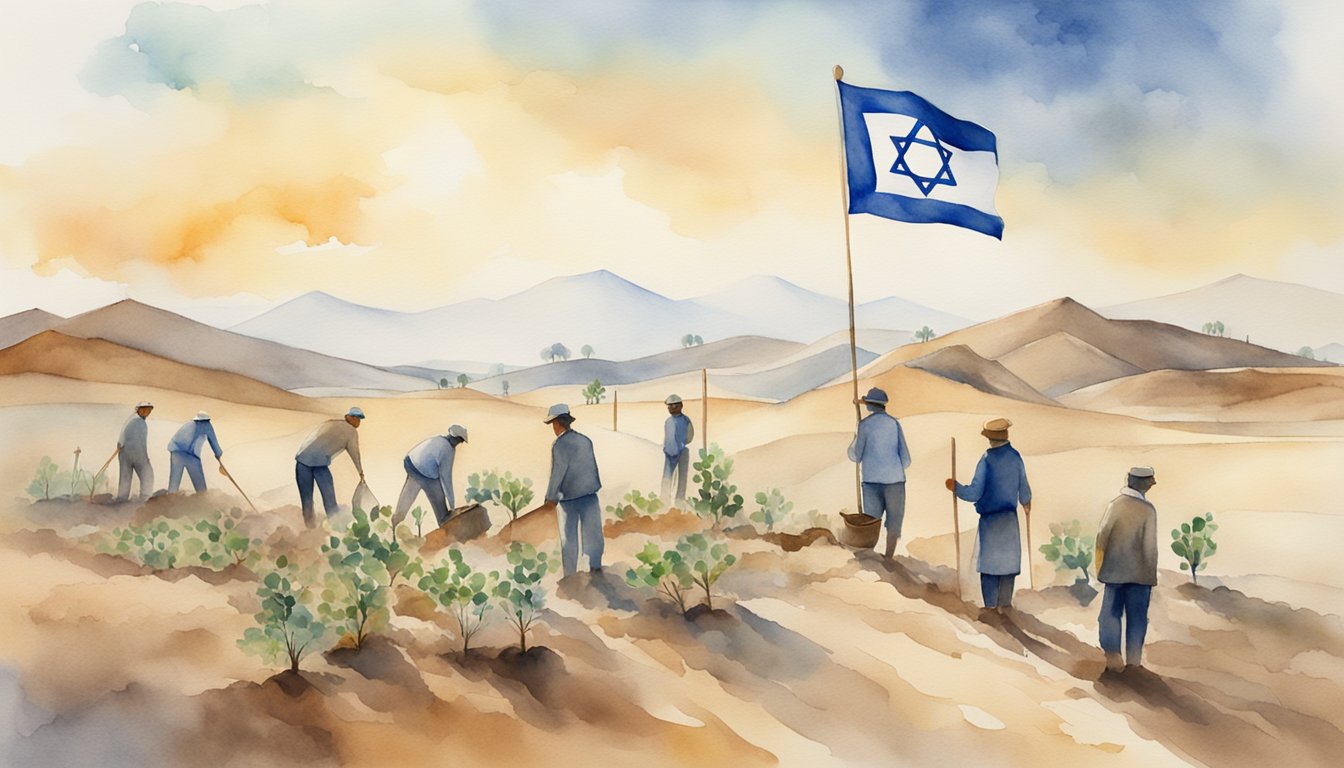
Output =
[
  {"x1": 612, "y1": 389, "x2": 618, "y2": 432},
  {"x1": 701, "y1": 368, "x2": 708, "y2": 453},
  {"x1": 951, "y1": 437, "x2": 962, "y2": 598}
]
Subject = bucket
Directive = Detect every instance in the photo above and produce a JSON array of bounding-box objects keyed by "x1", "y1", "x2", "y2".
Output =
[{"x1": 839, "y1": 512, "x2": 881, "y2": 549}]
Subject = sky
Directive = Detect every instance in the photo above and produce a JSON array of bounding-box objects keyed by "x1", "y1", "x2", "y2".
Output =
[{"x1": 1, "y1": 0, "x2": 1342, "y2": 321}]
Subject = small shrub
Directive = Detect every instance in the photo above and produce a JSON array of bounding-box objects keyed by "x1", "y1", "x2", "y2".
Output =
[
  {"x1": 239, "y1": 554, "x2": 328, "y2": 673},
  {"x1": 467, "y1": 469, "x2": 535, "y2": 522},
  {"x1": 625, "y1": 540, "x2": 692, "y2": 613},
  {"x1": 1040, "y1": 520, "x2": 1095, "y2": 582},
  {"x1": 101, "y1": 519, "x2": 184, "y2": 569},
  {"x1": 495, "y1": 542, "x2": 552, "y2": 652},
  {"x1": 1171, "y1": 513, "x2": 1218, "y2": 584},
  {"x1": 605, "y1": 489, "x2": 663, "y2": 520},
  {"x1": 418, "y1": 549, "x2": 499, "y2": 653},
  {"x1": 317, "y1": 507, "x2": 417, "y2": 650},
  {"x1": 190, "y1": 510, "x2": 264, "y2": 569},
  {"x1": 409, "y1": 505, "x2": 428, "y2": 538},
  {"x1": 676, "y1": 533, "x2": 736, "y2": 612},
  {"x1": 690, "y1": 444, "x2": 744, "y2": 530},
  {"x1": 582, "y1": 378, "x2": 606, "y2": 405},
  {"x1": 26, "y1": 457, "x2": 60, "y2": 500},
  {"x1": 750, "y1": 488, "x2": 794, "y2": 533}
]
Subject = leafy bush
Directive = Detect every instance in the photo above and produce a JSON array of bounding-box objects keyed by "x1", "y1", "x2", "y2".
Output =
[
  {"x1": 582, "y1": 378, "x2": 606, "y2": 405},
  {"x1": 27, "y1": 457, "x2": 61, "y2": 500},
  {"x1": 750, "y1": 488, "x2": 794, "y2": 533},
  {"x1": 317, "y1": 506, "x2": 420, "y2": 649},
  {"x1": 467, "y1": 469, "x2": 535, "y2": 522},
  {"x1": 495, "y1": 542, "x2": 552, "y2": 652},
  {"x1": 239, "y1": 554, "x2": 328, "y2": 673},
  {"x1": 1171, "y1": 512, "x2": 1218, "y2": 584},
  {"x1": 690, "y1": 444, "x2": 744, "y2": 529},
  {"x1": 418, "y1": 549, "x2": 499, "y2": 653},
  {"x1": 1040, "y1": 520, "x2": 1095, "y2": 581},
  {"x1": 190, "y1": 510, "x2": 263, "y2": 569},
  {"x1": 101, "y1": 519, "x2": 184, "y2": 569},
  {"x1": 605, "y1": 489, "x2": 663, "y2": 520},
  {"x1": 408, "y1": 505, "x2": 429, "y2": 538},
  {"x1": 676, "y1": 533, "x2": 736, "y2": 611},
  {"x1": 625, "y1": 540, "x2": 692, "y2": 613}
]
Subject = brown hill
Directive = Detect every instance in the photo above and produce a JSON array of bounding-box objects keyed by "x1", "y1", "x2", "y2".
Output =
[
  {"x1": 1060, "y1": 367, "x2": 1344, "y2": 422},
  {"x1": 0, "y1": 308, "x2": 63, "y2": 350},
  {"x1": 0, "y1": 331, "x2": 322, "y2": 412},
  {"x1": 56, "y1": 300, "x2": 430, "y2": 392},
  {"x1": 905, "y1": 345, "x2": 1054, "y2": 404},
  {"x1": 862, "y1": 298, "x2": 1325, "y2": 379},
  {"x1": 996, "y1": 332, "x2": 1145, "y2": 397}
]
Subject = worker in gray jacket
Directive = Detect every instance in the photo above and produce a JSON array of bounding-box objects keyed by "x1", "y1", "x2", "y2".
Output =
[
  {"x1": 660, "y1": 394, "x2": 695, "y2": 507},
  {"x1": 394, "y1": 424, "x2": 468, "y2": 527},
  {"x1": 115, "y1": 401, "x2": 155, "y2": 502},
  {"x1": 166, "y1": 411, "x2": 224, "y2": 493},
  {"x1": 540, "y1": 404, "x2": 603, "y2": 577},
  {"x1": 1096, "y1": 466, "x2": 1160, "y2": 671},
  {"x1": 848, "y1": 387, "x2": 911, "y2": 559},
  {"x1": 295, "y1": 407, "x2": 366, "y2": 526}
]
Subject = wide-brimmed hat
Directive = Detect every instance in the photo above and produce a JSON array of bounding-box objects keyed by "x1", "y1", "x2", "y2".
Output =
[
  {"x1": 194, "y1": 411, "x2": 211, "y2": 421},
  {"x1": 861, "y1": 387, "x2": 889, "y2": 406},
  {"x1": 981, "y1": 417, "x2": 1011, "y2": 439},
  {"x1": 447, "y1": 424, "x2": 469, "y2": 442},
  {"x1": 543, "y1": 404, "x2": 574, "y2": 424},
  {"x1": 664, "y1": 394, "x2": 683, "y2": 405},
  {"x1": 347, "y1": 407, "x2": 366, "y2": 420}
]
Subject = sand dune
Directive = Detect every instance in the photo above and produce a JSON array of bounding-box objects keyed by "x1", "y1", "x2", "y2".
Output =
[
  {"x1": 905, "y1": 344, "x2": 1055, "y2": 404},
  {"x1": 0, "y1": 308, "x2": 62, "y2": 350},
  {"x1": 1061, "y1": 367, "x2": 1344, "y2": 421},
  {"x1": 997, "y1": 332, "x2": 1145, "y2": 396}
]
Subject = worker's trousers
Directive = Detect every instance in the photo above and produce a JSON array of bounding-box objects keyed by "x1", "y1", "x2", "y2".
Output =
[{"x1": 558, "y1": 494, "x2": 604, "y2": 577}]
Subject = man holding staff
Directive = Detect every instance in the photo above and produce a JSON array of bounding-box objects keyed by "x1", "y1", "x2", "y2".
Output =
[
  {"x1": 946, "y1": 417, "x2": 1031, "y2": 614},
  {"x1": 847, "y1": 387, "x2": 911, "y2": 559},
  {"x1": 113, "y1": 401, "x2": 155, "y2": 502}
]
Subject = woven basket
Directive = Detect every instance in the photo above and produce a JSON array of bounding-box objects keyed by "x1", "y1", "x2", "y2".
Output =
[{"x1": 839, "y1": 512, "x2": 881, "y2": 549}]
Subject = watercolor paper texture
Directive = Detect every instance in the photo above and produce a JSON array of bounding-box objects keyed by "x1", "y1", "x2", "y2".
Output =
[{"x1": 2, "y1": 2, "x2": 1342, "y2": 766}]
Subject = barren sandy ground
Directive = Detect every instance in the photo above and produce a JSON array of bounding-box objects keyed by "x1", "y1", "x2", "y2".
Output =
[{"x1": 2, "y1": 373, "x2": 1342, "y2": 766}]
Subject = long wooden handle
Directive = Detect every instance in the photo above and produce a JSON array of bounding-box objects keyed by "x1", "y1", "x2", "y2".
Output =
[
  {"x1": 90, "y1": 448, "x2": 120, "y2": 501},
  {"x1": 951, "y1": 437, "x2": 962, "y2": 598}
]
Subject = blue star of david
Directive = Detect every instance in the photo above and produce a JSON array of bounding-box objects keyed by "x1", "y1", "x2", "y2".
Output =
[{"x1": 889, "y1": 121, "x2": 956, "y2": 196}]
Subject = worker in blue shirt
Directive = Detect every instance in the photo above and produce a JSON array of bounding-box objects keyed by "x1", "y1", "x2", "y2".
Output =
[
  {"x1": 946, "y1": 417, "x2": 1032, "y2": 614},
  {"x1": 540, "y1": 404, "x2": 603, "y2": 577},
  {"x1": 394, "y1": 424, "x2": 468, "y2": 527},
  {"x1": 660, "y1": 394, "x2": 695, "y2": 507},
  {"x1": 166, "y1": 411, "x2": 224, "y2": 494},
  {"x1": 847, "y1": 387, "x2": 912, "y2": 559}
]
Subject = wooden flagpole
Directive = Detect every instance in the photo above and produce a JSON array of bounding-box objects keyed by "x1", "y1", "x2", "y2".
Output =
[
  {"x1": 951, "y1": 437, "x2": 962, "y2": 597},
  {"x1": 834, "y1": 65, "x2": 863, "y2": 516},
  {"x1": 612, "y1": 389, "x2": 618, "y2": 432}
]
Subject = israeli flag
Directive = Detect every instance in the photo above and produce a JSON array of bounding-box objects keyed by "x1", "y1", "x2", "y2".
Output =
[{"x1": 838, "y1": 82, "x2": 1003, "y2": 239}]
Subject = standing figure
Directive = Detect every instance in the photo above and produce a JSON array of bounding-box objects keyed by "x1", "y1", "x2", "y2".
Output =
[
  {"x1": 1096, "y1": 466, "x2": 1159, "y2": 671},
  {"x1": 115, "y1": 401, "x2": 155, "y2": 502},
  {"x1": 660, "y1": 394, "x2": 695, "y2": 507},
  {"x1": 847, "y1": 387, "x2": 911, "y2": 558},
  {"x1": 945, "y1": 417, "x2": 1032, "y2": 613},
  {"x1": 541, "y1": 404, "x2": 603, "y2": 577},
  {"x1": 294, "y1": 407, "x2": 366, "y2": 526},
  {"x1": 395, "y1": 424, "x2": 468, "y2": 527},
  {"x1": 166, "y1": 411, "x2": 224, "y2": 494}
]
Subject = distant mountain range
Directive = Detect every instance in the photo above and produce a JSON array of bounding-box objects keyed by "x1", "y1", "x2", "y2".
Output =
[
  {"x1": 1101, "y1": 274, "x2": 1344, "y2": 353},
  {"x1": 230, "y1": 270, "x2": 971, "y2": 367}
]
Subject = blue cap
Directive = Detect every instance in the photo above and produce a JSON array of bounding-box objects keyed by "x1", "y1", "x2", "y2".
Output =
[
  {"x1": 861, "y1": 387, "x2": 888, "y2": 406},
  {"x1": 347, "y1": 407, "x2": 366, "y2": 419}
]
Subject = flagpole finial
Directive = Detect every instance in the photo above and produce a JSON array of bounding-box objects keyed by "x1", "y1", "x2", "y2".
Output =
[{"x1": 833, "y1": 65, "x2": 844, "y2": 81}]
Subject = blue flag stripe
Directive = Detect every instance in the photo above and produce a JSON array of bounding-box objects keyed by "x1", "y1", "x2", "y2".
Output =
[{"x1": 851, "y1": 189, "x2": 1005, "y2": 239}]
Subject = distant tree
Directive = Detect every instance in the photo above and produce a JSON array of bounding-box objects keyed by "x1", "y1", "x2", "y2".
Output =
[
  {"x1": 549, "y1": 342, "x2": 571, "y2": 361},
  {"x1": 502, "y1": 381, "x2": 510, "y2": 397},
  {"x1": 581, "y1": 344, "x2": 594, "y2": 359},
  {"x1": 457, "y1": 373, "x2": 470, "y2": 388},
  {"x1": 1202, "y1": 320, "x2": 1225, "y2": 337},
  {"x1": 914, "y1": 326, "x2": 936, "y2": 343},
  {"x1": 681, "y1": 334, "x2": 694, "y2": 348},
  {"x1": 439, "y1": 377, "x2": 448, "y2": 389},
  {"x1": 488, "y1": 363, "x2": 506, "y2": 376},
  {"x1": 540, "y1": 347, "x2": 553, "y2": 363},
  {"x1": 694, "y1": 335, "x2": 703, "y2": 346},
  {"x1": 1297, "y1": 346, "x2": 1316, "y2": 360},
  {"x1": 582, "y1": 378, "x2": 606, "y2": 405}
]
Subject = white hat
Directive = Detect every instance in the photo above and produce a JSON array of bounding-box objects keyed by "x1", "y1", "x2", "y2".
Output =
[
  {"x1": 194, "y1": 411, "x2": 211, "y2": 421},
  {"x1": 136, "y1": 401, "x2": 153, "y2": 409},
  {"x1": 1128, "y1": 466, "x2": 1156, "y2": 479},
  {"x1": 543, "y1": 403, "x2": 573, "y2": 423},
  {"x1": 447, "y1": 424, "x2": 469, "y2": 442},
  {"x1": 347, "y1": 406, "x2": 366, "y2": 419},
  {"x1": 664, "y1": 394, "x2": 683, "y2": 405}
]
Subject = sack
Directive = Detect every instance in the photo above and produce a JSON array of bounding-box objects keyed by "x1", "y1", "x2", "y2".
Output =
[{"x1": 352, "y1": 480, "x2": 380, "y2": 512}]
